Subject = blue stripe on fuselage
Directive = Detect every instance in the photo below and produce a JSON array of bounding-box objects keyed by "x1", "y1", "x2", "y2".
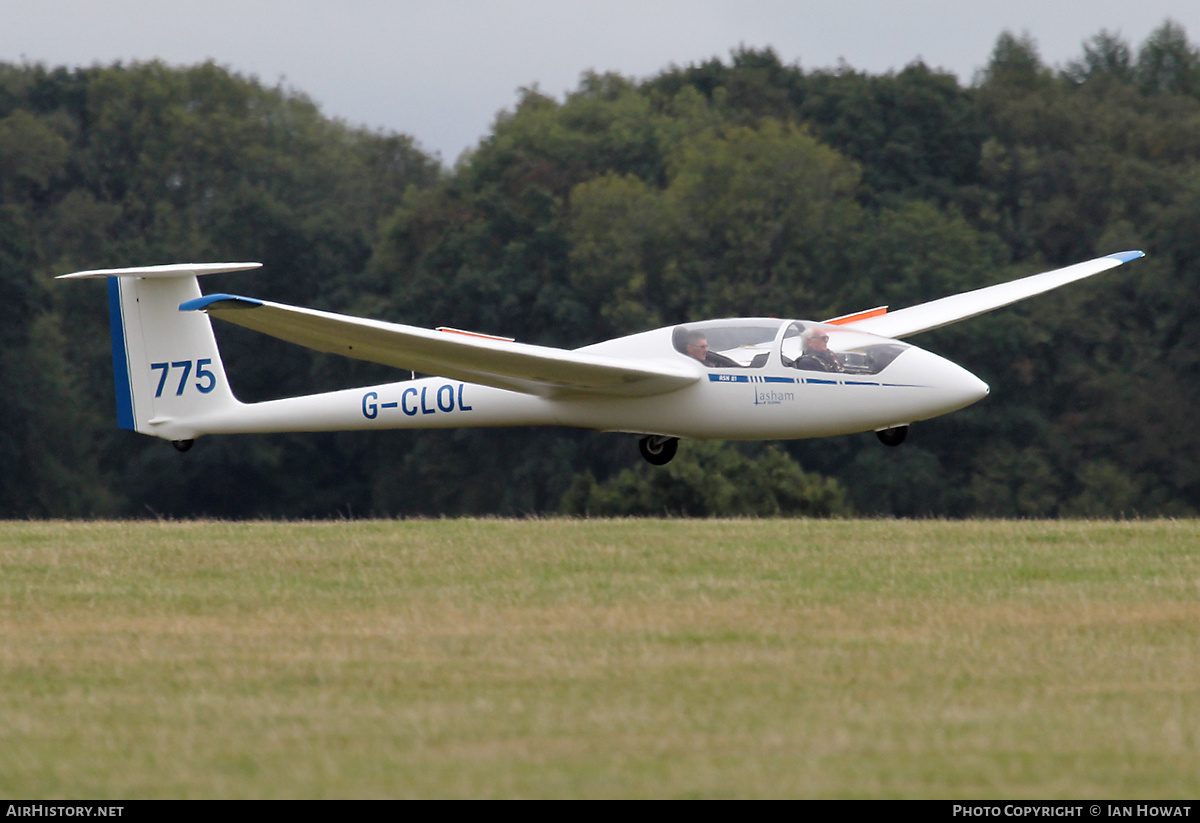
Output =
[{"x1": 707, "y1": 373, "x2": 926, "y2": 387}]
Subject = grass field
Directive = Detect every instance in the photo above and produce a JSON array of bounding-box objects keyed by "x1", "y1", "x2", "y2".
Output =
[{"x1": 1, "y1": 519, "x2": 1197, "y2": 798}]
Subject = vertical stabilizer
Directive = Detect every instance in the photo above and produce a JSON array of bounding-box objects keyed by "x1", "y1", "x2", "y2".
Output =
[{"x1": 59, "y1": 263, "x2": 260, "y2": 439}]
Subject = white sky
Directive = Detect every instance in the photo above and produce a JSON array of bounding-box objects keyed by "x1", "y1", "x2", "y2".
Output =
[{"x1": 3, "y1": 1, "x2": 1199, "y2": 164}]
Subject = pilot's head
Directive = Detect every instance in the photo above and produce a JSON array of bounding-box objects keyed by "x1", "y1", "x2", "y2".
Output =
[
  {"x1": 685, "y1": 331, "x2": 709, "y2": 362},
  {"x1": 803, "y1": 328, "x2": 831, "y2": 351}
]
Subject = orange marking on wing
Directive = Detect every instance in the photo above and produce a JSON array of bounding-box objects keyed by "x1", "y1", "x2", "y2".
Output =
[
  {"x1": 436, "y1": 326, "x2": 516, "y2": 342},
  {"x1": 825, "y1": 306, "x2": 888, "y2": 325}
]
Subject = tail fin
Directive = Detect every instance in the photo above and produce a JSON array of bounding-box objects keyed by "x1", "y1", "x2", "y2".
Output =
[{"x1": 58, "y1": 263, "x2": 260, "y2": 439}]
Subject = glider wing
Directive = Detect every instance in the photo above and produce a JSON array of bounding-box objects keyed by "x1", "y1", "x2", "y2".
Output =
[
  {"x1": 181, "y1": 295, "x2": 698, "y2": 398},
  {"x1": 840, "y1": 251, "x2": 1144, "y2": 339}
]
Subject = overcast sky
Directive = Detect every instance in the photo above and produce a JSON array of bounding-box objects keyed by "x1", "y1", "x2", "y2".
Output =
[{"x1": 4, "y1": 1, "x2": 1199, "y2": 164}]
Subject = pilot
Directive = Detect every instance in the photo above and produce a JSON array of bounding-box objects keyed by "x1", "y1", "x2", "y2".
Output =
[
  {"x1": 684, "y1": 331, "x2": 739, "y2": 368},
  {"x1": 793, "y1": 328, "x2": 844, "y2": 372}
]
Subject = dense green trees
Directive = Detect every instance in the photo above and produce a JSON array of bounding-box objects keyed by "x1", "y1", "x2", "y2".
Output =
[
  {"x1": 3, "y1": 22, "x2": 1200, "y2": 518},
  {"x1": 0, "y1": 61, "x2": 439, "y2": 516},
  {"x1": 561, "y1": 443, "x2": 851, "y2": 517}
]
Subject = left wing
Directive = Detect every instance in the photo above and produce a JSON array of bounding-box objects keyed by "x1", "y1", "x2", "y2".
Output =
[
  {"x1": 181, "y1": 294, "x2": 698, "y2": 398},
  {"x1": 836, "y1": 251, "x2": 1144, "y2": 339}
]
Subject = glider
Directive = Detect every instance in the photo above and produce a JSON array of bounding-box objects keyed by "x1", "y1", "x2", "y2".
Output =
[{"x1": 59, "y1": 251, "x2": 1144, "y2": 464}]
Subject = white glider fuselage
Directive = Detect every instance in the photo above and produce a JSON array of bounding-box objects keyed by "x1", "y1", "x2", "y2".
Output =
[{"x1": 149, "y1": 319, "x2": 987, "y2": 443}]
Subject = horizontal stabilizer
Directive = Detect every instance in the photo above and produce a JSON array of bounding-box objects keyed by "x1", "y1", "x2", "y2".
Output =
[
  {"x1": 182, "y1": 294, "x2": 699, "y2": 398},
  {"x1": 57, "y1": 263, "x2": 262, "y2": 280},
  {"x1": 843, "y1": 251, "x2": 1144, "y2": 339}
]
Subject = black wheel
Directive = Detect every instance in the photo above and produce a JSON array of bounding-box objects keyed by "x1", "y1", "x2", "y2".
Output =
[
  {"x1": 638, "y1": 435, "x2": 679, "y2": 465},
  {"x1": 172, "y1": 439, "x2": 195, "y2": 452},
  {"x1": 876, "y1": 426, "x2": 908, "y2": 447}
]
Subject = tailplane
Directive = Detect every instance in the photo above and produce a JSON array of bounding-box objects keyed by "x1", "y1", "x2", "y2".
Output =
[{"x1": 58, "y1": 263, "x2": 260, "y2": 441}]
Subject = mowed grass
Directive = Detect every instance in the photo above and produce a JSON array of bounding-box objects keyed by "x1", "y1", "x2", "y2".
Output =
[{"x1": 0, "y1": 519, "x2": 1197, "y2": 798}]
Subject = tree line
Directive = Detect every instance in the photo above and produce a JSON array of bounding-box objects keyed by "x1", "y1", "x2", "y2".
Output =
[{"x1": 2, "y1": 21, "x2": 1199, "y2": 518}]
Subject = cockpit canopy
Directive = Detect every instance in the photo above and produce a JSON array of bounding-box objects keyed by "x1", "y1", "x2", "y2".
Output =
[{"x1": 672, "y1": 318, "x2": 908, "y2": 375}]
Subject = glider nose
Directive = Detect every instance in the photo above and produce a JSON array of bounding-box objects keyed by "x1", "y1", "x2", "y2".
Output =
[
  {"x1": 956, "y1": 366, "x2": 990, "y2": 406},
  {"x1": 923, "y1": 350, "x2": 989, "y2": 410},
  {"x1": 885, "y1": 345, "x2": 989, "y2": 416}
]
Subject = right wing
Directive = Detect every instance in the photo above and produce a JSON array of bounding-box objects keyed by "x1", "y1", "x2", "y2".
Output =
[
  {"x1": 181, "y1": 294, "x2": 699, "y2": 398},
  {"x1": 841, "y1": 251, "x2": 1144, "y2": 339}
]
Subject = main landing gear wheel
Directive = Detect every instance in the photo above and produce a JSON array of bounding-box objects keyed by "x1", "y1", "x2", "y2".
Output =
[
  {"x1": 638, "y1": 435, "x2": 679, "y2": 465},
  {"x1": 876, "y1": 426, "x2": 909, "y2": 447},
  {"x1": 172, "y1": 439, "x2": 195, "y2": 452}
]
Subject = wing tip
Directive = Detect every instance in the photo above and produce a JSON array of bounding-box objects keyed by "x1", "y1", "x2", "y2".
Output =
[
  {"x1": 179, "y1": 293, "x2": 264, "y2": 312},
  {"x1": 1107, "y1": 250, "x2": 1145, "y2": 264}
]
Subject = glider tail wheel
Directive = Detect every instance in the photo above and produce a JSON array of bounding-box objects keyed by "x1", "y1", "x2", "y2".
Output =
[
  {"x1": 172, "y1": 439, "x2": 195, "y2": 453},
  {"x1": 638, "y1": 435, "x2": 679, "y2": 465},
  {"x1": 876, "y1": 425, "x2": 909, "y2": 447}
]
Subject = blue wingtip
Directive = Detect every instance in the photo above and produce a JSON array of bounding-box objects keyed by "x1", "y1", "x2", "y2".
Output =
[
  {"x1": 179, "y1": 293, "x2": 264, "y2": 311},
  {"x1": 1108, "y1": 250, "x2": 1145, "y2": 264}
]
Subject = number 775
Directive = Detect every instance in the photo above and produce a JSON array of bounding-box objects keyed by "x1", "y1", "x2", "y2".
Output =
[{"x1": 150, "y1": 359, "x2": 217, "y2": 397}]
